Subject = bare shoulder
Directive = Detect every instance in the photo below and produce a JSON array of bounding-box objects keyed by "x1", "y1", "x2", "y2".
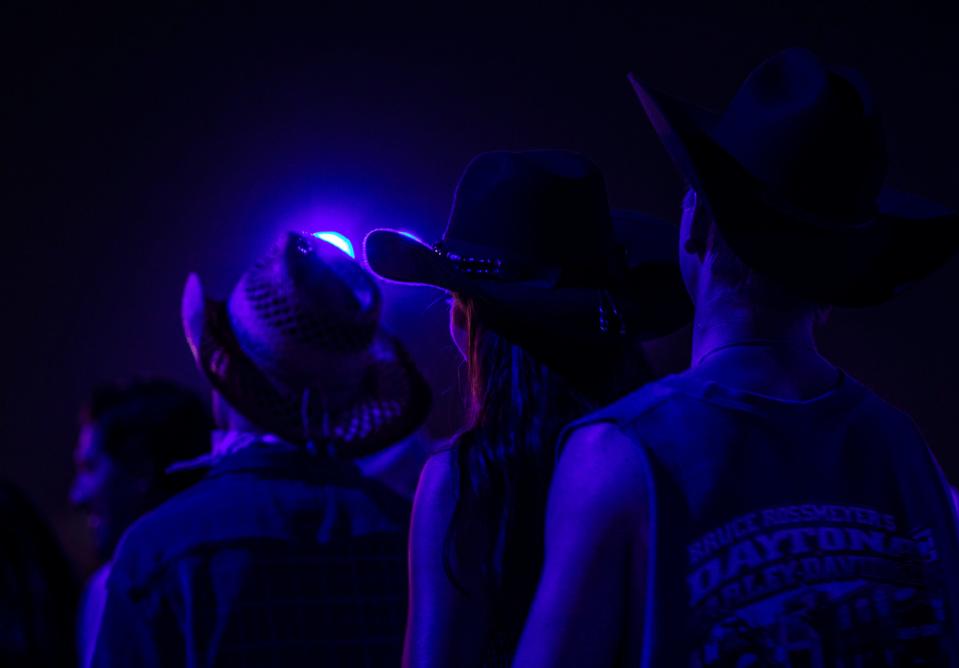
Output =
[
  {"x1": 406, "y1": 449, "x2": 491, "y2": 665},
  {"x1": 415, "y1": 448, "x2": 457, "y2": 513},
  {"x1": 557, "y1": 422, "x2": 648, "y2": 495},
  {"x1": 409, "y1": 448, "x2": 459, "y2": 573},
  {"x1": 550, "y1": 422, "x2": 648, "y2": 528}
]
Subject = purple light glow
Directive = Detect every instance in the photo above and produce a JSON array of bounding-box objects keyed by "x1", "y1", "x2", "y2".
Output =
[{"x1": 312, "y1": 231, "x2": 356, "y2": 258}]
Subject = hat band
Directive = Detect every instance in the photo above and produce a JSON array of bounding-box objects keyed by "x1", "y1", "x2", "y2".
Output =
[
  {"x1": 431, "y1": 239, "x2": 624, "y2": 286},
  {"x1": 432, "y1": 241, "x2": 557, "y2": 282}
]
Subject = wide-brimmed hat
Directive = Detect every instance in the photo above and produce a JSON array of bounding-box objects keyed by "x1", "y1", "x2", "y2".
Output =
[
  {"x1": 364, "y1": 150, "x2": 692, "y2": 352},
  {"x1": 182, "y1": 231, "x2": 432, "y2": 457},
  {"x1": 629, "y1": 48, "x2": 959, "y2": 306}
]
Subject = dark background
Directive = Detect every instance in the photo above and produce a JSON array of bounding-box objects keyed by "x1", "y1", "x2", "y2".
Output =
[{"x1": 4, "y1": 2, "x2": 958, "y2": 572}]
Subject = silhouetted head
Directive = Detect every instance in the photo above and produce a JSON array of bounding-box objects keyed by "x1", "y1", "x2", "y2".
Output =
[
  {"x1": 69, "y1": 379, "x2": 211, "y2": 561},
  {"x1": 679, "y1": 188, "x2": 823, "y2": 320},
  {"x1": 183, "y1": 231, "x2": 431, "y2": 457},
  {"x1": 632, "y1": 48, "x2": 959, "y2": 308}
]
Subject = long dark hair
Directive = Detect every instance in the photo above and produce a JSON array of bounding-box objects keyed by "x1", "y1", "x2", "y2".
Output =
[{"x1": 443, "y1": 295, "x2": 647, "y2": 661}]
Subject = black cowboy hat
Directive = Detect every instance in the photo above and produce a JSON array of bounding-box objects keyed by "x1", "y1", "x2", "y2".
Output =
[
  {"x1": 364, "y1": 150, "x2": 692, "y2": 350},
  {"x1": 629, "y1": 48, "x2": 959, "y2": 306},
  {"x1": 182, "y1": 232, "x2": 431, "y2": 457}
]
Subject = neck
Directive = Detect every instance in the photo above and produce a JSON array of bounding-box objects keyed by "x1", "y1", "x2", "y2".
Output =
[
  {"x1": 218, "y1": 410, "x2": 268, "y2": 437},
  {"x1": 212, "y1": 392, "x2": 268, "y2": 440},
  {"x1": 691, "y1": 290, "x2": 818, "y2": 366}
]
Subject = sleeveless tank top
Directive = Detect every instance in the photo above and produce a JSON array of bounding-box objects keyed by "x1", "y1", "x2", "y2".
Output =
[{"x1": 566, "y1": 370, "x2": 959, "y2": 667}]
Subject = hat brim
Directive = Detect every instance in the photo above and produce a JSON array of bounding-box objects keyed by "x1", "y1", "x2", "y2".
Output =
[
  {"x1": 364, "y1": 213, "x2": 692, "y2": 342},
  {"x1": 182, "y1": 273, "x2": 432, "y2": 457},
  {"x1": 628, "y1": 72, "x2": 959, "y2": 306}
]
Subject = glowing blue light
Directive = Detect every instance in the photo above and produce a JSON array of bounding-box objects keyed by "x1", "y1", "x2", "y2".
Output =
[
  {"x1": 399, "y1": 230, "x2": 423, "y2": 243},
  {"x1": 313, "y1": 231, "x2": 355, "y2": 258}
]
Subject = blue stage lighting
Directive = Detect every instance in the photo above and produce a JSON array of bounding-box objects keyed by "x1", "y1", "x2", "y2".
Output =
[{"x1": 313, "y1": 231, "x2": 355, "y2": 258}]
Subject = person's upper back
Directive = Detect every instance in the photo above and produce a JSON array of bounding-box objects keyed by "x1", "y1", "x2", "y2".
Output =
[
  {"x1": 95, "y1": 444, "x2": 410, "y2": 667},
  {"x1": 575, "y1": 366, "x2": 959, "y2": 666}
]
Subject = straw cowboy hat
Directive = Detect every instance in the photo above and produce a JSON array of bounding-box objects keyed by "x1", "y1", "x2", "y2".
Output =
[{"x1": 182, "y1": 231, "x2": 431, "y2": 457}]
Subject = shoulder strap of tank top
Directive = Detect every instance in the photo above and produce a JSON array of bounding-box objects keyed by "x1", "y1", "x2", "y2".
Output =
[{"x1": 550, "y1": 382, "x2": 690, "y2": 667}]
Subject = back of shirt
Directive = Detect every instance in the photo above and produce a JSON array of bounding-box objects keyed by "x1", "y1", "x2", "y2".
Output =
[
  {"x1": 92, "y1": 447, "x2": 410, "y2": 668},
  {"x1": 579, "y1": 371, "x2": 959, "y2": 667}
]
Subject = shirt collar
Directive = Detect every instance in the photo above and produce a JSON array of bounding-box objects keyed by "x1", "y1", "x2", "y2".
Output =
[{"x1": 166, "y1": 429, "x2": 299, "y2": 473}]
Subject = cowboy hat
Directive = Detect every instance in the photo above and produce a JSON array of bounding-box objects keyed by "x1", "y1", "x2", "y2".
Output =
[
  {"x1": 182, "y1": 231, "x2": 432, "y2": 457},
  {"x1": 364, "y1": 150, "x2": 692, "y2": 351},
  {"x1": 628, "y1": 47, "x2": 959, "y2": 306}
]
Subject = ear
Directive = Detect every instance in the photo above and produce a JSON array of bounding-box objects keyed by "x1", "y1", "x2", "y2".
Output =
[
  {"x1": 181, "y1": 273, "x2": 207, "y2": 361},
  {"x1": 681, "y1": 189, "x2": 709, "y2": 258}
]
